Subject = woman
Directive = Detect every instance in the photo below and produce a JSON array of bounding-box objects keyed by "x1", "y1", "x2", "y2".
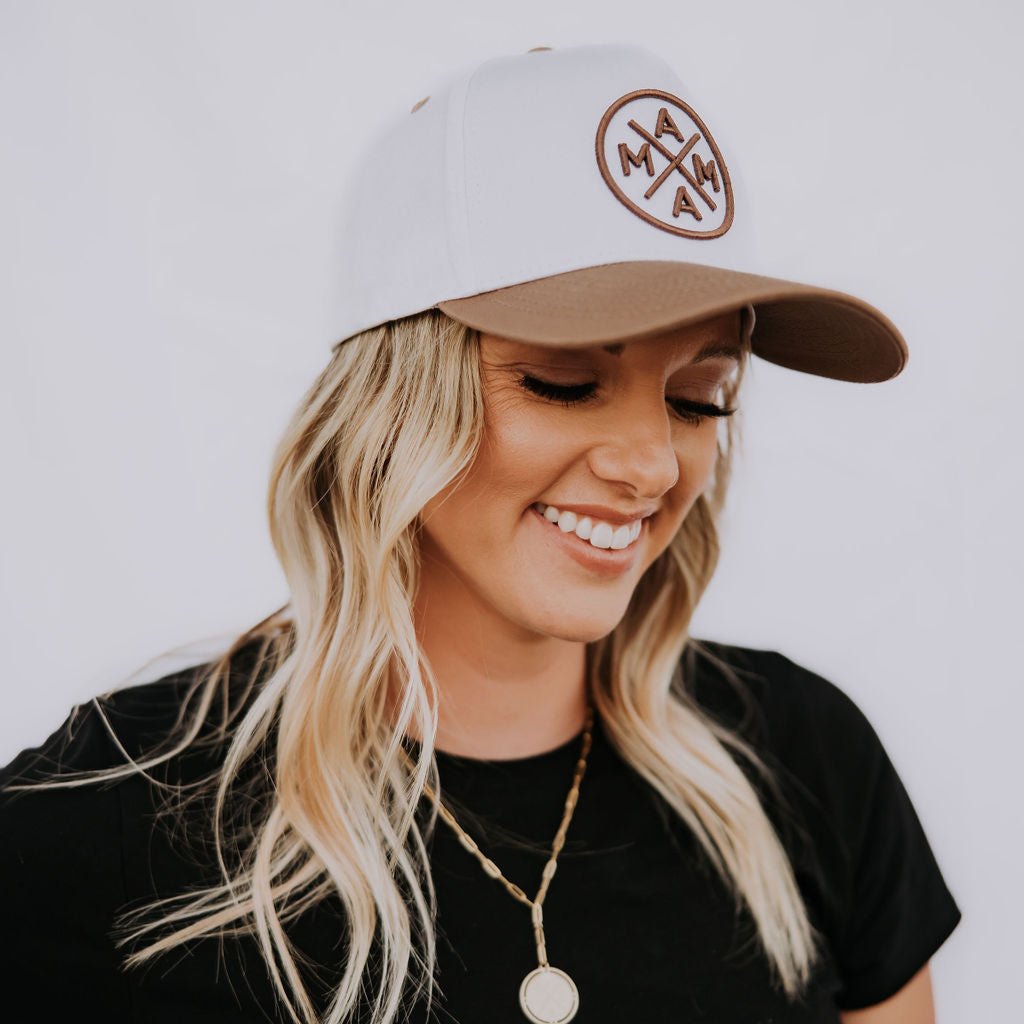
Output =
[{"x1": 0, "y1": 42, "x2": 959, "y2": 1024}]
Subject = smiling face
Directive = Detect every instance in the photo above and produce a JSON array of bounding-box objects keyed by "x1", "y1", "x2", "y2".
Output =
[{"x1": 414, "y1": 310, "x2": 745, "y2": 645}]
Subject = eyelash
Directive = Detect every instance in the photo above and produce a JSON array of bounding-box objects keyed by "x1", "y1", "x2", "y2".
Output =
[{"x1": 515, "y1": 374, "x2": 736, "y2": 426}]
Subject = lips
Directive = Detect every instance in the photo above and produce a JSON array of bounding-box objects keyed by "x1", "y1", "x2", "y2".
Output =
[{"x1": 529, "y1": 504, "x2": 642, "y2": 576}]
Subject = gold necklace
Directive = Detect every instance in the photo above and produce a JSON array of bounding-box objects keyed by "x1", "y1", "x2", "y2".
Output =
[{"x1": 403, "y1": 703, "x2": 595, "y2": 1024}]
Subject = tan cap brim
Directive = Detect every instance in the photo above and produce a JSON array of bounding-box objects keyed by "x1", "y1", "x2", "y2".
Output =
[{"x1": 437, "y1": 260, "x2": 908, "y2": 383}]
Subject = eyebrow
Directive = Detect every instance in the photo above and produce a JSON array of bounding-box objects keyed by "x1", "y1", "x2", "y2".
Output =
[
  {"x1": 600, "y1": 339, "x2": 743, "y2": 363},
  {"x1": 688, "y1": 340, "x2": 744, "y2": 364}
]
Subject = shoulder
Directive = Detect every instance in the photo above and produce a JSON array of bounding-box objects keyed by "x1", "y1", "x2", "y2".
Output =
[
  {"x1": 683, "y1": 637, "x2": 962, "y2": 1009},
  {"x1": 682, "y1": 636, "x2": 876, "y2": 763},
  {"x1": 0, "y1": 636, "x2": 273, "y2": 882},
  {"x1": 678, "y1": 637, "x2": 891, "y2": 920},
  {"x1": 1, "y1": 635, "x2": 271, "y2": 791},
  {"x1": 0, "y1": 637, "x2": 274, "y2": 1007},
  {"x1": 680, "y1": 636, "x2": 898, "y2": 864}
]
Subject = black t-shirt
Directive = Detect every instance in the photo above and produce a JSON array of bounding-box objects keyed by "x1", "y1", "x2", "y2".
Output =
[{"x1": 0, "y1": 638, "x2": 961, "y2": 1024}]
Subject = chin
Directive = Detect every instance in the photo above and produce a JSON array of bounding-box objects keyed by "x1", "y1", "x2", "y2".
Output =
[{"x1": 521, "y1": 604, "x2": 630, "y2": 644}]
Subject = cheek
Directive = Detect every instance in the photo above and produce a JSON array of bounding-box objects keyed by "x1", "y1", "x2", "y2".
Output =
[
  {"x1": 419, "y1": 401, "x2": 568, "y2": 545},
  {"x1": 692, "y1": 425, "x2": 721, "y2": 484},
  {"x1": 656, "y1": 427, "x2": 720, "y2": 530},
  {"x1": 484, "y1": 397, "x2": 562, "y2": 474},
  {"x1": 472, "y1": 394, "x2": 583, "y2": 512}
]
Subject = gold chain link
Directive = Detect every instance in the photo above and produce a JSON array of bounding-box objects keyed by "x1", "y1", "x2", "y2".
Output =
[{"x1": 401, "y1": 703, "x2": 595, "y2": 968}]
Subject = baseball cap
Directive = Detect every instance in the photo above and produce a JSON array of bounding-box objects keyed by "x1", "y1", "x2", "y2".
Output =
[{"x1": 332, "y1": 42, "x2": 907, "y2": 384}]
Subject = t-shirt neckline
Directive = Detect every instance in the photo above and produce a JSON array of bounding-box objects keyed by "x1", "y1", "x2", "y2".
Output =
[{"x1": 403, "y1": 712, "x2": 600, "y2": 771}]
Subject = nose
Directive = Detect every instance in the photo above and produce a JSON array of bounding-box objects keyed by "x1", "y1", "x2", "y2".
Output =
[{"x1": 584, "y1": 391, "x2": 681, "y2": 499}]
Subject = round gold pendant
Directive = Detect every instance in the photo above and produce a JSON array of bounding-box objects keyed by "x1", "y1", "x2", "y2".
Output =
[{"x1": 518, "y1": 965, "x2": 580, "y2": 1024}]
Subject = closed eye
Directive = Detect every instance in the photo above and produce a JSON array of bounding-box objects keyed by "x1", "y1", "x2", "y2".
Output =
[{"x1": 515, "y1": 374, "x2": 736, "y2": 426}]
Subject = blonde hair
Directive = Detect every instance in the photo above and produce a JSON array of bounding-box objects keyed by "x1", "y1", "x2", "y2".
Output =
[{"x1": 5, "y1": 306, "x2": 822, "y2": 1023}]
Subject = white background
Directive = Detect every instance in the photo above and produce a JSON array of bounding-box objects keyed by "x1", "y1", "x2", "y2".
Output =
[{"x1": 2, "y1": 2, "x2": 1019, "y2": 1019}]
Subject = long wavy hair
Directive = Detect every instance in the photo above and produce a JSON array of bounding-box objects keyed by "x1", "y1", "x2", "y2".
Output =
[{"x1": 4, "y1": 304, "x2": 823, "y2": 1024}]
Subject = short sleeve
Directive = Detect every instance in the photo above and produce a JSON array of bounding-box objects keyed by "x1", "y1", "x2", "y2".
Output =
[{"x1": 769, "y1": 651, "x2": 963, "y2": 1010}]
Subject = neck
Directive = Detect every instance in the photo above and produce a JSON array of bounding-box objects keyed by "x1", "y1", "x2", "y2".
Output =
[{"x1": 405, "y1": 577, "x2": 590, "y2": 760}]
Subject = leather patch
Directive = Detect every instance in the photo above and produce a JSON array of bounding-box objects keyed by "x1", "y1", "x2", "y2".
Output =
[{"x1": 595, "y1": 89, "x2": 734, "y2": 239}]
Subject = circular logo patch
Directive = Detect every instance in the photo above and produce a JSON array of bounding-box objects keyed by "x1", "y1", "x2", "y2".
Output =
[{"x1": 595, "y1": 89, "x2": 734, "y2": 239}]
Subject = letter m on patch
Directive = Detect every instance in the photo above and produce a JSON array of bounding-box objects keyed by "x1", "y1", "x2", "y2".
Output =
[
  {"x1": 691, "y1": 153, "x2": 721, "y2": 193},
  {"x1": 618, "y1": 142, "x2": 655, "y2": 177}
]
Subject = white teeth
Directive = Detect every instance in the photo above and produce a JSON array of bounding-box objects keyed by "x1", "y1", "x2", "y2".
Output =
[
  {"x1": 610, "y1": 525, "x2": 632, "y2": 550},
  {"x1": 535, "y1": 503, "x2": 644, "y2": 552}
]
